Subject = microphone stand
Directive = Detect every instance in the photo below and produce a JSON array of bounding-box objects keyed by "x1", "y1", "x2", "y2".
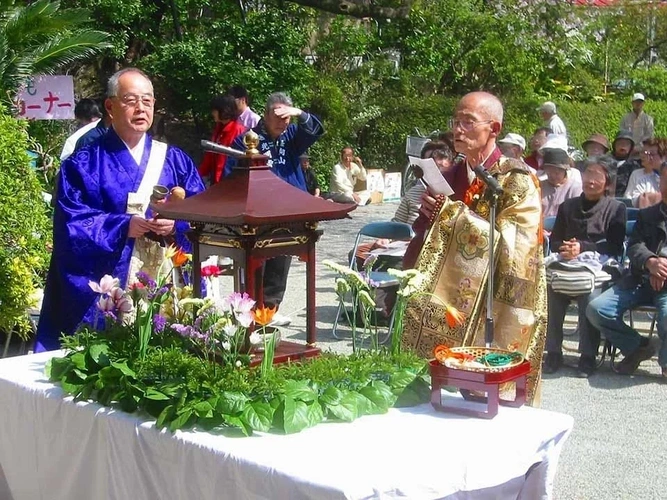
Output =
[
  {"x1": 471, "y1": 167, "x2": 503, "y2": 348},
  {"x1": 485, "y1": 190, "x2": 500, "y2": 348}
]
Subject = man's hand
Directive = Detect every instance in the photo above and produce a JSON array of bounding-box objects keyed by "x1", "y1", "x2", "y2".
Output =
[
  {"x1": 352, "y1": 193, "x2": 361, "y2": 204},
  {"x1": 354, "y1": 156, "x2": 364, "y2": 166},
  {"x1": 148, "y1": 218, "x2": 176, "y2": 236},
  {"x1": 419, "y1": 192, "x2": 438, "y2": 220},
  {"x1": 558, "y1": 238, "x2": 581, "y2": 260},
  {"x1": 646, "y1": 256, "x2": 667, "y2": 279},
  {"x1": 128, "y1": 216, "x2": 153, "y2": 239},
  {"x1": 637, "y1": 192, "x2": 662, "y2": 208},
  {"x1": 273, "y1": 105, "x2": 302, "y2": 120},
  {"x1": 650, "y1": 274, "x2": 665, "y2": 292}
]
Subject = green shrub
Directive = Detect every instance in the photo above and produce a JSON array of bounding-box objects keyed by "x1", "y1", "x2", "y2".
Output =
[{"x1": 0, "y1": 106, "x2": 52, "y2": 338}]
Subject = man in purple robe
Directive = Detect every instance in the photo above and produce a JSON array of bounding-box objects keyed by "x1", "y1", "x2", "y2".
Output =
[{"x1": 35, "y1": 68, "x2": 205, "y2": 352}]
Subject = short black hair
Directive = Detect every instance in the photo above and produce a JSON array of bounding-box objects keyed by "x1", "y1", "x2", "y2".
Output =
[
  {"x1": 74, "y1": 98, "x2": 102, "y2": 121},
  {"x1": 583, "y1": 154, "x2": 617, "y2": 187},
  {"x1": 421, "y1": 141, "x2": 455, "y2": 160},
  {"x1": 533, "y1": 126, "x2": 552, "y2": 136},
  {"x1": 227, "y1": 85, "x2": 249, "y2": 101},
  {"x1": 210, "y1": 94, "x2": 240, "y2": 121}
]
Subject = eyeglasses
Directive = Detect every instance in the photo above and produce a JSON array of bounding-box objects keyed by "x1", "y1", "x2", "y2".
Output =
[
  {"x1": 641, "y1": 150, "x2": 659, "y2": 158},
  {"x1": 449, "y1": 118, "x2": 493, "y2": 132},
  {"x1": 113, "y1": 93, "x2": 155, "y2": 108}
]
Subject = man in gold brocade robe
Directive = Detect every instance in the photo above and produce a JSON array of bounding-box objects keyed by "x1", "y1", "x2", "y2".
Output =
[{"x1": 402, "y1": 92, "x2": 547, "y2": 404}]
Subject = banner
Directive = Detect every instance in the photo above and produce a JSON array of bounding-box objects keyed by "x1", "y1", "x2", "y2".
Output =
[{"x1": 16, "y1": 75, "x2": 75, "y2": 120}]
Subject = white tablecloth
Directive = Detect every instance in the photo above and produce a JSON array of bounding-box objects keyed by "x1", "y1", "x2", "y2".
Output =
[{"x1": 0, "y1": 351, "x2": 573, "y2": 500}]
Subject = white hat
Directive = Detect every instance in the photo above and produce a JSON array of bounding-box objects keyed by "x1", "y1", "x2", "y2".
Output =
[
  {"x1": 498, "y1": 133, "x2": 526, "y2": 150},
  {"x1": 540, "y1": 133, "x2": 568, "y2": 153},
  {"x1": 632, "y1": 92, "x2": 645, "y2": 102},
  {"x1": 538, "y1": 101, "x2": 557, "y2": 114}
]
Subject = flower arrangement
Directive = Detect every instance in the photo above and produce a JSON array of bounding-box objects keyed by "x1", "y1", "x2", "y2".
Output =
[
  {"x1": 323, "y1": 258, "x2": 466, "y2": 356},
  {"x1": 46, "y1": 248, "x2": 430, "y2": 435}
]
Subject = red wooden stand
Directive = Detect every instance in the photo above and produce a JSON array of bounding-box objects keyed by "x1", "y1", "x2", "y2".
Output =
[
  {"x1": 429, "y1": 359, "x2": 530, "y2": 419},
  {"x1": 249, "y1": 340, "x2": 321, "y2": 367}
]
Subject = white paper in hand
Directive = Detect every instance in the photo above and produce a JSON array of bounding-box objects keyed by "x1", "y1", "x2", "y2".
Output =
[{"x1": 408, "y1": 157, "x2": 454, "y2": 196}]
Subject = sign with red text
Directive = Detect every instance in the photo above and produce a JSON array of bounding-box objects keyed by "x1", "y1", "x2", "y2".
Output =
[{"x1": 16, "y1": 75, "x2": 75, "y2": 120}]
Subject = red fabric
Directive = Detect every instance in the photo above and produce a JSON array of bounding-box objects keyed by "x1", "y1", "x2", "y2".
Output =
[
  {"x1": 403, "y1": 147, "x2": 502, "y2": 269},
  {"x1": 198, "y1": 120, "x2": 247, "y2": 184},
  {"x1": 524, "y1": 153, "x2": 540, "y2": 171}
]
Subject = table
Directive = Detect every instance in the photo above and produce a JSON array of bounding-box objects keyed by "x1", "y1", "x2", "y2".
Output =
[{"x1": 0, "y1": 351, "x2": 573, "y2": 500}]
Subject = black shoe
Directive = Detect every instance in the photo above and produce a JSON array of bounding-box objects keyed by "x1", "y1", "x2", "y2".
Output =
[
  {"x1": 616, "y1": 343, "x2": 656, "y2": 375},
  {"x1": 543, "y1": 352, "x2": 563, "y2": 374},
  {"x1": 576, "y1": 355, "x2": 596, "y2": 378}
]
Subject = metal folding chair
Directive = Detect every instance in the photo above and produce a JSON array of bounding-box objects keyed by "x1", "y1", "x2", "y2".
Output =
[{"x1": 331, "y1": 221, "x2": 415, "y2": 341}]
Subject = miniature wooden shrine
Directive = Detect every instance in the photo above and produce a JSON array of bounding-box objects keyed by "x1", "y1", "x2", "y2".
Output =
[{"x1": 153, "y1": 132, "x2": 356, "y2": 361}]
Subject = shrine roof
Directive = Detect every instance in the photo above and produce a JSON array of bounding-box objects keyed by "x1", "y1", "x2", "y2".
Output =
[{"x1": 154, "y1": 166, "x2": 357, "y2": 226}]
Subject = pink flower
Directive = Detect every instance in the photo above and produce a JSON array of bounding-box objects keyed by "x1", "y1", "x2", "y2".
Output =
[
  {"x1": 89, "y1": 275, "x2": 120, "y2": 295},
  {"x1": 235, "y1": 311, "x2": 254, "y2": 328},
  {"x1": 201, "y1": 265, "x2": 221, "y2": 278},
  {"x1": 116, "y1": 297, "x2": 133, "y2": 313},
  {"x1": 228, "y1": 292, "x2": 256, "y2": 314},
  {"x1": 96, "y1": 296, "x2": 115, "y2": 312},
  {"x1": 110, "y1": 287, "x2": 124, "y2": 301}
]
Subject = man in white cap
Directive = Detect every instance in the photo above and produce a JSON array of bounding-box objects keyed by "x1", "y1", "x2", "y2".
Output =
[
  {"x1": 620, "y1": 93, "x2": 654, "y2": 150},
  {"x1": 538, "y1": 101, "x2": 567, "y2": 137},
  {"x1": 498, "y1": 132, "x2": 526, "y2": 160}
]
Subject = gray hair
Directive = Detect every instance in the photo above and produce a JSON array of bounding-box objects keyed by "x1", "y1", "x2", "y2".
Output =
[
  {"x1": 583, "y1": 154, "x2": 617, "y2": 187},
  {"x1": 265, "y1": 92, "x2": 293, "y2": 113},
  {"x1": 107, "y1": 68, "x2": 152, "y2": 97}
]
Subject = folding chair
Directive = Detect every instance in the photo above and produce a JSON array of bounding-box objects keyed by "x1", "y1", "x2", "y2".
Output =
[
  {"x1": 626, "y1": 208, "x2": 639, "y2": 222},
  {"x1": 543, "y1": 216, "x2": 557, "y2": 256},
  {"x1": 331, "y1": 221, "x2": 415, "y2": 341}
]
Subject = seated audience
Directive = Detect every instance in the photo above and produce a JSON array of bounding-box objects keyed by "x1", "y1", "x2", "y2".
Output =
[
  {"x1": 330, "y1": 147, "x2": 368, "y2": 204},
  {"x1": 198, "y1": 94, "x2": 247, "y2": 185},
  {"x1": 300, "y1": 153, "x2": 320, "y2": 197},
  {"x1": 586, "y1": 163, "x2": 667, "y2": 377},
  {"x1": 612, "y1": 131, "x2": 640, "y2": 197},
  {"x1": 624, "y1": 137, "x2": 666, "y2": 208},
  {"x1": 498, "y1": 133, "x2": 526, "y2": 161},
  {"x1": 544, "y1": 156, "x2": 626, "y2": 377},
  {"x1": 524, "y1": 127, "x2": 550, "y2": 171},
  {"x1": 540, "y1": 148, "x2": 583, "y2": 218}
]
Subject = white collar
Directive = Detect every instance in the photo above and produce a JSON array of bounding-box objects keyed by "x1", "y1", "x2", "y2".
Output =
[{"x1": 119, "y1": 133, "x2": 147, "y2": 165}]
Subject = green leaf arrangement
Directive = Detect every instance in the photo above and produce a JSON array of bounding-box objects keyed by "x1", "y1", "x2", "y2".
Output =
[{"x1": 45, "y1": 334, "x2": 430, "y2": 436}]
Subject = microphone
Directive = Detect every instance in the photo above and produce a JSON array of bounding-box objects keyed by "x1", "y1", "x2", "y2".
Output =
[
  {"x1": 471, "y1": 165, "x2": 503, "y2": 195},
  {"x1": 200, "y1": 140, "x2": 246, "y2": 158}
]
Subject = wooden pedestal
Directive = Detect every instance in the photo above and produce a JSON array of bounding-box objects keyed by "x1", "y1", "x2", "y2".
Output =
[
  {"x1": 249, "y1": 340, "x2": 321, "y2": 367},
  {"x1": 429, "y1": 359, "x2": 531, "y2": 419}
]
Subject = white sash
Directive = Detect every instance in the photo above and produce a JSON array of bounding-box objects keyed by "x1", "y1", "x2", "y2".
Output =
[{"x1": 126, "y1": 140, "x2": 169, "y2": 287}]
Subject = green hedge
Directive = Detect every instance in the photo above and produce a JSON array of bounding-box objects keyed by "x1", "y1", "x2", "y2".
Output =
[{"x1": 0, "y1": 106, "x2": 52, "y2": 338}]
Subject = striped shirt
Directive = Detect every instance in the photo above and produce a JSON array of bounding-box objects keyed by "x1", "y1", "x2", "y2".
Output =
[{"x1": 392, "y1": 183, "x2": 425, "y2": 225}]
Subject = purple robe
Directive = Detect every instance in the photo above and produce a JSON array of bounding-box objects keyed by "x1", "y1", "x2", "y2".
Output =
[{"x1": 35, "y1": 129, "x2": 205, "y2": 352}]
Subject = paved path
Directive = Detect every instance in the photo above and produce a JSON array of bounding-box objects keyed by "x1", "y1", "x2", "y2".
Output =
[{"x1": 218, "y1": 200, "x2": 667, "y2": 500}]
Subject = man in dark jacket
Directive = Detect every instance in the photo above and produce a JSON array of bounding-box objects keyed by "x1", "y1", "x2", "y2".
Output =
[
  {"x1": 225, "y1": 92, "x2": 324, "y2": 326},
  {"x1": 586, "y1": 163, "x2": 667, "y2": 376}
]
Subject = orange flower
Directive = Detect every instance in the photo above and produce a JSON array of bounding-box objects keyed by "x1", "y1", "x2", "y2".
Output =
[
  {"x1": 463, "y1": 178, "x2": 485, "y2": 207},
  {"x1": 444, "y1": 304, "x2": 466, "y2": 328},
  {"x1": 253, "y1": 306, "x2": 277, "y2": 326},
  {"x1": 171, "y1": 248, "x2": 191, "y2": 267}
]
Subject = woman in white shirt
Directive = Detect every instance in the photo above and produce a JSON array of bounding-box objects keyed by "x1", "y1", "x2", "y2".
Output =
[{"x1": 624, "y1": 138, "x2": 666, "y2": 207}]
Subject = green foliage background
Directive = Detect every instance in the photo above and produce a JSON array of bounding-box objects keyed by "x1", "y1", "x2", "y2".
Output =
[{"x1": 0, "y1": 106, "x2": 52, "y2": 337}]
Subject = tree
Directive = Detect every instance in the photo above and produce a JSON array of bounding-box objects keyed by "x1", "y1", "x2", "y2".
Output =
[{"x1": 0, "y1": 0, "x2": 111, "y2": 98}]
